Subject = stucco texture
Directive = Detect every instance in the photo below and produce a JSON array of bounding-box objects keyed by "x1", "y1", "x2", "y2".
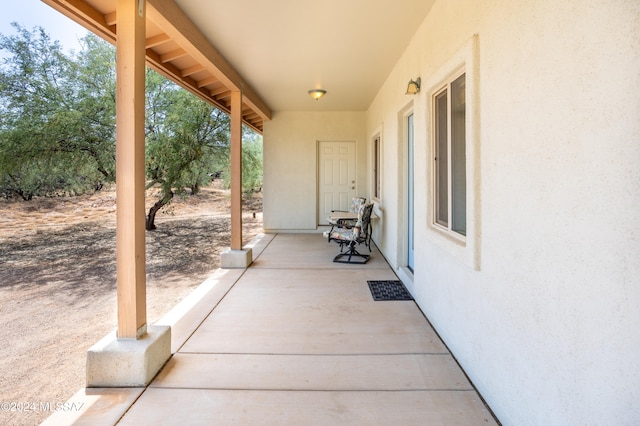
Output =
[
  {"x1": 263, "y1": 111, "x2": 367, "y2": 231},
  {"x1": 366, "y1": 0, "x2": 640, "y2": 425},
  {"x1": 263, "y1": 0, "x2": 640, "y2": 424}
]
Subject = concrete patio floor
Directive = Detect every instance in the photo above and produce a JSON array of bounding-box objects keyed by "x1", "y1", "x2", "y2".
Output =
[{"x1": 44, "y1": 233, "x2": 497, "y2": 425}]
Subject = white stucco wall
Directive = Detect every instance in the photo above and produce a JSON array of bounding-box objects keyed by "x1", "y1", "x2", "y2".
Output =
[
  {"x1": 263, "y1": 111, "x2": 367, "y2": 231},
  {"x1": 367, "y1": 0, "x2": 640, "y2": 425}
]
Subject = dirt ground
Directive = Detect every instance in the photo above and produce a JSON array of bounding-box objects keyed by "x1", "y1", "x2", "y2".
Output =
[{"x1": 0, "y1": 180, "x2": 263, "y2": 426}]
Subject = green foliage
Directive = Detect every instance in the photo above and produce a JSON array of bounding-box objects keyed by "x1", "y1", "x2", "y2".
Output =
[
  {"x1": 0, "y1": 25, "x2": 116, "y2": 198},
  {"x1": 0, "y1": 24, "x2": 263, "y2": 215},
  {"x1": 218, "y1": 129, "x2": 263, "y2": 192},
  {"x1": 242, "y1": 131, "x2": 264, "y2": 192},
  {"x1": 144, "y1": 71, "x2": 234, "y2": 229}
]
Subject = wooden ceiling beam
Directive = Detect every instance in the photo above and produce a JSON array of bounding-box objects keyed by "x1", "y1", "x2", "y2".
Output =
[
  {"x1": 146, "y1": 33, "x2": 170, "y2": 48},
  {"x1": 148, "y1": 51, "x2": 264, "y2": 132},
  {"x1": 147, "y1": 49, "x2": 262, "y2": 133},
  {"x1": 197, "y1": 76, "x2": 218, "y2": 88},
  {"x1": 209, "y1": 86, "x2": 229, "y2": 97},
  {"x1": 147, "y1": 53, "x2": 261, "y2": 134},
  {"x1": 42, "y1": 0, "x2": 116, "y2": 44},
  {"x1": 105, "y1": 11, "x2": 116, "y2": 26},
  {"x1": 215, "y1": 91, "x2": 232, "y2": 102},
  {"x1": 146, "y1": 48, "x2": 229, "y2": 112},
  {"x1": 147, "y1": 0, "x2": 271, "y2": 121},
  {"x1": 160, "y1": 48, "x2": 187, "y2": 63},
  {"x1": 41, "y1": 0, "x2": 265, "y2": 133},
  {"x1": 181, "y1": 64, "x2": 205, "y2": 77}
]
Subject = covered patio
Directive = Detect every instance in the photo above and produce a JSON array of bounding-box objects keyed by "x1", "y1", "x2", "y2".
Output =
[
  {"x1": 33, "y1": 0, "x2": 640, "y2": 423},
  {"x1": 44, "y1": 234, "x2": 496, "y2": 425}
]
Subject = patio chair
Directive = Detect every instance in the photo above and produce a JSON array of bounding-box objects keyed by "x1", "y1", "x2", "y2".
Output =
[
  {"x1": 328, "y1": 197, "x2": 366, "y2": 228},
  {"x1": 324, "y1": 203, "x2": 374, "y2": 264},
  {"x1": 326, "y1": 197, "x2": 366, "y2": 244}
]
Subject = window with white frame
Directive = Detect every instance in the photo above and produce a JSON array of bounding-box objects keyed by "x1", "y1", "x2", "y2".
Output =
[
  {"x1": 433, "y1": 72, "x2": 466, "y2": 237},
  {"x1": 372, "y1": 134, "x2": 381, "y2": 201}
]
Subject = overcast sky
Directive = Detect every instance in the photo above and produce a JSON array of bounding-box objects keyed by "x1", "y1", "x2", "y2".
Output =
[{"x1": 0, "y1": 0, "x2": 88, "y2": 53}]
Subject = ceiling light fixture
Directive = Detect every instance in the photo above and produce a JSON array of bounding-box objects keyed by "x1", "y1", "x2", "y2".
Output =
[
  {"x1": 308, "y1": 89, "x2": 327, "y2": 100},
  {"x1": 405, "y1": 77, "x2": 421, "y2": 95}
]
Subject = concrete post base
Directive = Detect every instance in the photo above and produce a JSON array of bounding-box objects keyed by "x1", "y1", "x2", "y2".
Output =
[
  {"x1": 86, "y1": 325, "x2": 171, "y2": 387},
  {"x1": 221, "y1": 247, "x2": 253, "y2": 268}
]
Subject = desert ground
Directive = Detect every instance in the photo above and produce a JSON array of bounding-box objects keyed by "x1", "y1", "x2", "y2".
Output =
[{"x1": 0, "y1": 181, "x2": 262, "y2": 425}]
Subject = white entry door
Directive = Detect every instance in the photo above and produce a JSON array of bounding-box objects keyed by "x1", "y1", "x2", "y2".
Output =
[{"x1": 318, "y1": 141, "x2": 356, "y2": 225}]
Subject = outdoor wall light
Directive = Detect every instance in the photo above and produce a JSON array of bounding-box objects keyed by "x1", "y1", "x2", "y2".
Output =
[
  {"x1": 308, "y1": 89, "x2": 327, "y2": 100},
  {"x1": 405, "y1": 77, "x2": 421, "y2": 95}
]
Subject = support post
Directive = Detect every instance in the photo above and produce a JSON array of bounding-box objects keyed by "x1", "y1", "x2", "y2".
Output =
[
  {"x1": 221, "y1": 90, "x2": 252, "y2": 268},
  {"x1": 115, "y1": 0, "x2": 148, "y2": 339},
  {"x1": 86, "y1": 0, "x2": 170, "y2": 388},
  {"x1": 230, "y1": 90, "x2": 243, "y2": 250}
]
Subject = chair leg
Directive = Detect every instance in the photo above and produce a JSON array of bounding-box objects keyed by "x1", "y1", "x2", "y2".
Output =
[
  {"x1": 333, "y1": 241, "x2": 370, "y2": 264},
  {"x1": 327, "y1": 225, "x2": 335, "y2": 243}
]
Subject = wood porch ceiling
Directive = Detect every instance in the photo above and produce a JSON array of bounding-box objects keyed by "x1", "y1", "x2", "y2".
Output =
[{"x1": 42, "y1": 0, "x2": 271, "y2": 133}]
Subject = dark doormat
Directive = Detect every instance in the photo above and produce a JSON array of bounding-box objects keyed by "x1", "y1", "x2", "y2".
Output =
[{"x1": 367, "y1": 280, "x2": 413, "y2": 301}]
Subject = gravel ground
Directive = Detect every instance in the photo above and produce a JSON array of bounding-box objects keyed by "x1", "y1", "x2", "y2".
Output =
[{"x1": 0, "y1": 183, "x2": 262, "y2": 425}]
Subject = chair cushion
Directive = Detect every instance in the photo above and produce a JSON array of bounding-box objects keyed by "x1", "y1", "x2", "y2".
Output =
[
  {"x1": 328, "y1": 226, "x2": 358, "y2": 241},
  {"x1": 351, "y1": 197, "x2": 366, "y2": 213}
]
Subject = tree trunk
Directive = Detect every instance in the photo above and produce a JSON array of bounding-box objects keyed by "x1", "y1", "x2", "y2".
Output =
[
  {"x1": 146, "y1": 190, "x2": 174, "y2": 230},
  {"x1": 190, "y1": 182, "x2": 200, "y2": 195}
]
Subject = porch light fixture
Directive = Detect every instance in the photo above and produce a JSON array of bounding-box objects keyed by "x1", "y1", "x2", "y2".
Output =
[
  {"x1": 308, "y1": 89, "x2": 327, "y2": 100},
  {"x1": 405, "y1": 77, "x2": 421, "y2": 95}
]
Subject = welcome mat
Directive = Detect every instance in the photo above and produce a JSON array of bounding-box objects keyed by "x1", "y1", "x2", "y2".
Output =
[{"x1": 367, "y1": 280, "x2": 413, "y2": 301}]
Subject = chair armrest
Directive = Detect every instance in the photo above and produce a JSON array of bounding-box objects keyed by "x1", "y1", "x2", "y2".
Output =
[{"x1": 335, "y1": 218, "x2": 357, "y2": 227}]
